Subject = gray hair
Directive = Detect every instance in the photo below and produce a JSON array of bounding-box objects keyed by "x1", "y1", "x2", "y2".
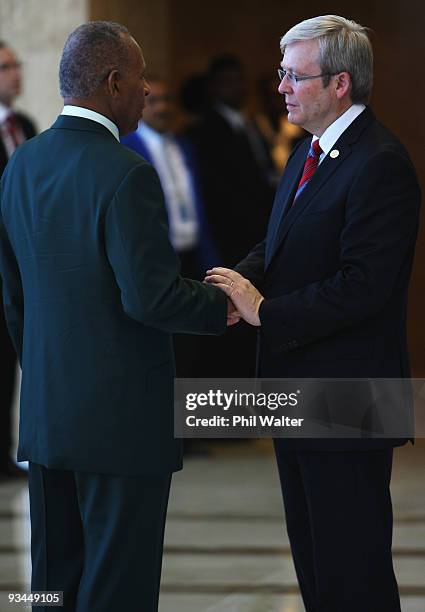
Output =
[
  {"x1": 59, "y1": 21, "x2": 131, "y2": 99},
  {"x1": 280, "y1": 15, "x2": 373, "y2": 104}
]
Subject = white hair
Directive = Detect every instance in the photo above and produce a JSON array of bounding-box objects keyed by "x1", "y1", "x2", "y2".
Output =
[{"x1": 280, "y1": 15, "x2": 373, "y2": 104}]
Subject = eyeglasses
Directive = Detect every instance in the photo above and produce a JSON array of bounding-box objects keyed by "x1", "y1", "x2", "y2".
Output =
[
  {"x1": 0, "y1": 62, "x2": 22, "y2": 72},
  {"x1": 277, "y1": 68, "x2": 336, "y2": 84}
]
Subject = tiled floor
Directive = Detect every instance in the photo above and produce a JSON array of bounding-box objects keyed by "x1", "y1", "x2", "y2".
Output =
[{"x1": 0, "y1": 440, "x2": 424, "y2": 612}]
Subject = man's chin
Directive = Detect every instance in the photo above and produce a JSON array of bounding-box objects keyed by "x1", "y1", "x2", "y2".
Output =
[{"x1": 286, "y1": 111, "x2": 300, "y2": 125}]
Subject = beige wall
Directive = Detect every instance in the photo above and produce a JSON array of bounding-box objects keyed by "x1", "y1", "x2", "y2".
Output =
[{"x1": 0, "y1": 0, "x2": 88, "y2": 131}]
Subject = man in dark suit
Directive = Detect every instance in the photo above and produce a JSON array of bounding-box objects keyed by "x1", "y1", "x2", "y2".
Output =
[
  {"x1": 188, "y1": 55, "x2": 274, "y2": 268},
  {"x1": 188, "y1": 56, "x2": 275, "y2": 378},
  {"x1": 0, "y1": 41, "x2": 36, "y2": 479},
  {"x1": 0, "y1": 22, "x2": 229, "y2": 612},
  {"x1": 206, "y1": 15, "x2": 421, "y2": 612}
]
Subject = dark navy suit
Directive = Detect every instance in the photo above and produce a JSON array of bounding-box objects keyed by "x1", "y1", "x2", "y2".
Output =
[
  {"x1": 236, "y1": 107, "x2": 421, "y2": 611},
  {"x1": 0, "y1": 114, "x2": 227, "y2": 611}
]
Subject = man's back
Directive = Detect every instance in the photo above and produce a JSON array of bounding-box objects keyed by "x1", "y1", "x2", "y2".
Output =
[{"x1": 0, "y1": 115, "x2": 225, "y2": 474}]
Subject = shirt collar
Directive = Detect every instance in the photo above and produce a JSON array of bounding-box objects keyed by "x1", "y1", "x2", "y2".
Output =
[
  {"x1": 312, "y1": 103, "x2": 366, "y2": 155},
  {"x1": 61, "y1": 105, "x2": 120, "y2": 141},
  {"x1": 214, "y1": 103, "x2": 245, "y2": 131},
  {"x1": 0, "y1": 102, "x2": 13, "y2": 124}
]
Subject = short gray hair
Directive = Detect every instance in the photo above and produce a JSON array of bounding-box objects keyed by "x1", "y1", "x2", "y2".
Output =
[
  {"x1": 280, "y1": 15, "x2": 373, "y2": 104},
  {"x1": 59, "y1": 21, "x2": 131, "y2": 99}
]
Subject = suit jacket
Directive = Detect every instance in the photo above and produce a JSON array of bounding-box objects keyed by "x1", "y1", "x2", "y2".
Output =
[
  {"x1": 187, "y1": 108, "x2": 275, "y2": 267},
  {"x1": 236, "y1": 107, "x2": 421, "y2": 450},
  {"x1": 0, "y1": 111, "x2": 36, "y2": 176},
  {"x1": 0, "y1": 115, "x2": 227, "y2": 474},
  {"x1": 121, "y1": 129, "x2": 220, "y2": 270}
]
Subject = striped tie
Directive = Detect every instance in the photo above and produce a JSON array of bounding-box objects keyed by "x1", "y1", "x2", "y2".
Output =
[{"x1": 293, "y1": 139, "x2": 322, "y2": 202}]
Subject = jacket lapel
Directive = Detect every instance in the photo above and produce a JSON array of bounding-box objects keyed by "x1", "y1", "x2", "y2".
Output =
[
  {"x1": 265, "y1": 140, "x2": 308, "y2": 266},
  {"x1": 266, "y1": 107, "x2": 375, "y2": 270}
]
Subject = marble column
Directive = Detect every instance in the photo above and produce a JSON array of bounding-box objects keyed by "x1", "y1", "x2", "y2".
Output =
[{"x1": 0, "y1": 0, "x2": 88, "y2": 131}]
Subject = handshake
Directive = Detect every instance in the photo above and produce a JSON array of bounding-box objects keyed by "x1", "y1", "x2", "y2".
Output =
[{"x1": 204, "y1": 267, "x2": 264, "y2": 328}]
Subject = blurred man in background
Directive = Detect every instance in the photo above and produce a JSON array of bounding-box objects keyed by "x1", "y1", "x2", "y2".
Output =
[
  {"x1": 0, "y1": 41, "x2": 36, "y2": 480},
  {"x1": 188, "y1": 55, "x2": 275, "y2": 378},
  {"x1": 188, "y1": 54, "x2": 274, "y2": 267},
  {"x1": 122, "y1": 77, "x2": 216, "y2": 286},
  {"x1": 122, "y1": 77, "x2": 218, "y2": 381}
]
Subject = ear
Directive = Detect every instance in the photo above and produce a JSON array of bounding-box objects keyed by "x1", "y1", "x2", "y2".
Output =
[
  {"x1": 106, "y1": 69, "x2": 121, "y2": 98},
  {"x1": 334, "y1": 71, "x2": 351, "y2": 100}
]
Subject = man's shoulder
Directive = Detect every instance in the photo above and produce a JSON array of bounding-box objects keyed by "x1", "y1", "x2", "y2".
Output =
[
  {"x1": 347, "y1": 114, "x2": 419, "y2": 190},
  {"x1": 355, "y1": 112, "x2": 410, "y2": 159},
  {"x1": 3, "y1": 125, "x2": 154, "y2": 191}
]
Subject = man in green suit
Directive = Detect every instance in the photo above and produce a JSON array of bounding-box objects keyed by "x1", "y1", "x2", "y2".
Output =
[{"x1": 0, "y1": 21, "x2": 229, "y2": 612}]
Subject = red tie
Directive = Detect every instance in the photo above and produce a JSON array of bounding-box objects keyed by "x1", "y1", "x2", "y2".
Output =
[
  {"x1": 5, "y1": 113, "x2": 21, "y2": 149},
  {"x1": 293, "y1": 139, "x2": 322, "y2": 202}
]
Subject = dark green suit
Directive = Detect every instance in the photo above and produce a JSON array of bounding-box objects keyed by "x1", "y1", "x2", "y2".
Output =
[{"x1": 0, "y1": 114, "x2": 227, "y2": 611}]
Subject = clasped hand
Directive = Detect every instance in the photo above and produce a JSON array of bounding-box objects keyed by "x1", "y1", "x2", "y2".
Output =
[{"x1": 205, "y1": 267, "x2": 264, "y2": 327}]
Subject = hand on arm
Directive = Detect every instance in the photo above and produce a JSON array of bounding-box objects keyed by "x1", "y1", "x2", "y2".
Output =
[{"x1": 205, "y1": 267, "x2": 264, "y2": 326}]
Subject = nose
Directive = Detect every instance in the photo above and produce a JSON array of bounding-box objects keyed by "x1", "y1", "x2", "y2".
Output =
[
  {"x1": 144, "y1": 78, "x2": 151, "y2": 96},
  {"x1": 278, "y1": 74, "x2": 292, "y2": 95}
]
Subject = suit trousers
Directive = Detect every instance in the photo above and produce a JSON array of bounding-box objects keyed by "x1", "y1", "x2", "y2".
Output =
[
  {"x1": 28, "y1": 463, "x2": 172, "y2": 612},
  {"x1": 0, "y1": 306, "x2": 17, "y2": 465},
  {"x1": 273, "y1": 444, "x2": 401, "y2": 612}
]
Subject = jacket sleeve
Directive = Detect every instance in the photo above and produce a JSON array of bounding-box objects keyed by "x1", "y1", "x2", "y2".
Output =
[
  {"x1": 0, "y1": 180, "x2": 24, "y2": 364},
  {"x1": 234, "y1": 239, "x2": 266, "y2": 289},
  {"x1": 259, "y1": 150, "x2": 421, "y2": 353},
  {"x1": 104, "y1": 162, "x2": 227, "y2": 334}
]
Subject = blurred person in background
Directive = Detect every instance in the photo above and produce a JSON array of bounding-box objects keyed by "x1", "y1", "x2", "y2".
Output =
[
  {"x1": 122, "y1": 77, "x2": 216, "y2": 285},
  {"x1": 121, "y1": 77, "x2": 218, "y2": 382},
  {"x1": 188, "y1": 55, "x2": 275, "y2": 377},
  {"x1": 180, "y1": 73, "x2": 208, "y2": 127},
  {"x1": 0, "y1": 41, "x2": 36, "y2": 480},
  {"x1": 188, "y1": 54, "x2": 274, "y2": 267}
]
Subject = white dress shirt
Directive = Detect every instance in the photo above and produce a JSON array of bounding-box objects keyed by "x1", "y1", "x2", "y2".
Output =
[
  {"x1": 313, "y1": 103, "x2": 366, "y2": 163},
  {"x1": 214, "y1": 103, "x2": 246, "y2": 132},
  {"x1": 137, "y1": 122, "x2": 199, "y2": 251},
  {"x1": 61, "y1": 105, "x2": 120, "y2": 141}
]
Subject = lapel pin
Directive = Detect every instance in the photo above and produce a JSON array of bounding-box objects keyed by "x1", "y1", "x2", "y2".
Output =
[{"x1": 330, "y1": 149, "x2": 340, "y2": 159}]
